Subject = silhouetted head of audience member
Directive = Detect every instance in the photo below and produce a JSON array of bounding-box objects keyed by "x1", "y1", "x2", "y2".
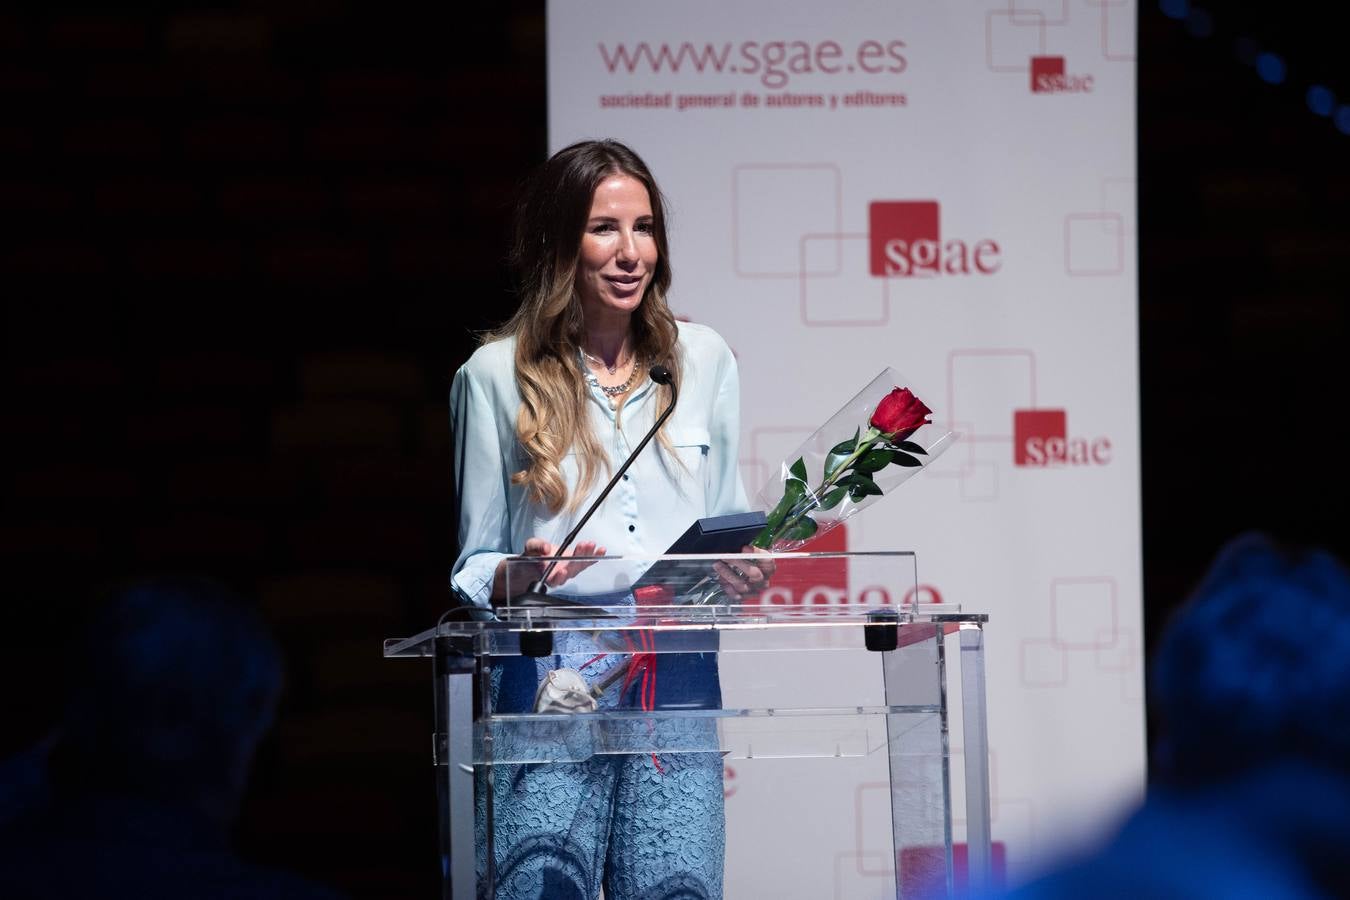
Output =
[
  {"x1": 54, "y1": 575, "x2": 284, "y2": 827},
  {"x1": 993, "y1": 533, "x2": 1350, "y2": 900},
  {"x1": 0, "y1": 577, "x2": 342, "y2": 900},
  {"x1": 1150, "y1": 531, "x2": 1350, "y2": 788}
]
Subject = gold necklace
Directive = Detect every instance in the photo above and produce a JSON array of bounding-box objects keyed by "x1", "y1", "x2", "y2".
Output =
[{"x1": 598, "y1": 359, "x2": 643, "y2": 398}]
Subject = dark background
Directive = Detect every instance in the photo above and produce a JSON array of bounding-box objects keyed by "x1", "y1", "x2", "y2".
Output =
[{"x1": 1, "y1": 4, "x2": 1345, "y2": 896}]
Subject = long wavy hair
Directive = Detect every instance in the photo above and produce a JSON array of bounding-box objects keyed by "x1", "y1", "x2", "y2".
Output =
[{"x1": 486, "y1": 139, "x2": 682, "y2": 515}]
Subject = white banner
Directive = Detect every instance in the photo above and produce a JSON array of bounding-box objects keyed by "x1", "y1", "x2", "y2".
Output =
[{"x1": 548, "y1": 0, "x2": 1143, "y2": 891}]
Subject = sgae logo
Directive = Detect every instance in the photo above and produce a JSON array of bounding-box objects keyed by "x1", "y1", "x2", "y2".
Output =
[
  {"x1": 1030, "y1": 56, "x2": 1094, "y2": 94},
  {"x1": 868, "y1": 200, "x2": 1002, "y2": 278},
  {"x1": 745, "y1": 524, "x2": 944, "y2": 611},
  {"x1": 1014, "y1": 409, "x2": 1112, "y2": 467}
]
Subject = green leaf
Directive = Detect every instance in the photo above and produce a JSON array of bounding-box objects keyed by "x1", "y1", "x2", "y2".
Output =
[
  {"x1": 820, "y1": 486, "x2": 849, "y2": 510},
  {"x1": 824, "y1": 452, "x2": 852, "y2": 480},
  {"x1": 892, "y1": 452, "x2": 923, "y2": 468},
  {"x1": 855, "y1": 448, "x2": 895, "y2": 474},
  {"x1": 784, "y1": 478, "x2": 807, "y2": 502},
  {"x1": 893, "y1": 440, "x2": 927, "y2": 455},
  {"x1": 848, "y1": 478, "x2": 884, "y2": 501},
  {"x1": 783, "y1": 484, "x2": 819, "y2": 527},
  {"x1": 762, "y1": 479, "x2": 804, "y2": 533},
  {"x1": 781, "y1": 515, "x2": 819, "y2": 541},
  {"x1": 824, "y1": 428, "x2": 867, "y2": 480},
  {"x1": 827, "y1": 427, "x2": 861, "y2": 457},
  {"x1": 789, "y1": 457, "x2": 808, "y2": 483},
  {"x1": 842, "y1": 470, "x2": 881, "y2": 502},
  {"x1": 755, "y1": 480, "x2": 807, "y2": 548},
  {"x1": 788, "y1": 489, "x2": 822, "y2": 522}
]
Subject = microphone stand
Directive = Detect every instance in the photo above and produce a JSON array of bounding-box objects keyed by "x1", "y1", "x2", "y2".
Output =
[{"x1": 507, "y1": 364, "x2": 678, "y2": 618}]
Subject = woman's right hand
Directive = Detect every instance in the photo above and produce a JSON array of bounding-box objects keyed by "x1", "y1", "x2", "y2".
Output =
[
  {"x1": 491, "y1": 538, "x2": 608, "y2": 600},
  {"x1": 711, "y1": 545, "x2": 776, "y2": 602}
]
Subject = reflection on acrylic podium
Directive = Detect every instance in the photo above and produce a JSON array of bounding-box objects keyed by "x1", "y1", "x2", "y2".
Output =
[{"x1": 385, "y1": 552, "x2": 991, "y2": 899}]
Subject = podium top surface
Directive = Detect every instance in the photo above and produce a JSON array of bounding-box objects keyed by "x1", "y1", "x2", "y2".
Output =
[
  {"x1": 387, "y1": 551, "x2": 985, "y2": 658},
  {"x1": 383, "y1": 603, "x2": 987, "y2": 658}
]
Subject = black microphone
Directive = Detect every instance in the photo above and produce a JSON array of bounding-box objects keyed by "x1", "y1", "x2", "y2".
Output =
[{"x1": 509, "y1": 365, "x2": 677, "y2": 611}]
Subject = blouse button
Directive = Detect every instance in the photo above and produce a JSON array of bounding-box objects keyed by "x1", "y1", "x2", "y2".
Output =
[{"x1": 628, "y1": 525, "x2": 636, "y2": 533}]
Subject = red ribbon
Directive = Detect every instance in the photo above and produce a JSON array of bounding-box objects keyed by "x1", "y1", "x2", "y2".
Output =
[{"x1": 621, "y1": 629, "x2": 663, "y2": 773}]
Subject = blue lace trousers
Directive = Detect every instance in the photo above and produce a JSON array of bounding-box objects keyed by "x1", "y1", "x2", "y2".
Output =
[{"x1": 476, "y1": 635, "x2": 725, "y2": 900}]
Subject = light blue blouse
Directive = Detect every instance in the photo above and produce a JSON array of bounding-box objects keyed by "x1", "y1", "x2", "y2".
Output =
[{"x1": 449, "y1": 321, "x2": 749, "y2": 608}]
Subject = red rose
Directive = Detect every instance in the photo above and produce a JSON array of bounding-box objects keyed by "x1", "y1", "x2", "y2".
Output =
[{"x1": 869, "y1": 387, "x2": 932, "y2": 440}]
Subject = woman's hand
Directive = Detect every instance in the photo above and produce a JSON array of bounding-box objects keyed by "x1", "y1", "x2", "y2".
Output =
[
  {"x1": 711, "y1": 545, "x2": 777, "y2": 602},
  {"x1": 491, "y1": 539, "x2": 608, "y2": 600},
  {"x1": 523, "y1": 538, "x2": 607, "y2": 587}
]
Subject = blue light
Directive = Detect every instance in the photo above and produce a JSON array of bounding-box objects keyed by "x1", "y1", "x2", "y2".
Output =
[
  {"x1": 1160, "y1": 0, "x2": 1190, "y2": 20},
  {"x1": 1255, "y1": 52, "x2": 1286, "y2": 85},
  {"x1": 1307, "y1": 86, "x2": 1335, "y2": 117},
  {"x1": 1185, "y1": 9, "x2": 1214, "y2": 38},
  {"x1": 1335, "y1": 106, "x2": 1350, "y2": 135}
]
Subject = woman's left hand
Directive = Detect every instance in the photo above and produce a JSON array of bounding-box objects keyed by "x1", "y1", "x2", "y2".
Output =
[{"x1": 711, "y1": 546, "x2": 777, "y2": 601}]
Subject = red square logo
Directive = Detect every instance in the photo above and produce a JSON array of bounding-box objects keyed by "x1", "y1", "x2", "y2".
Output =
[
  {"x1": 1031, "y1": 56, "x2": 1065, "y2": 93},
  {"x1": 900, "y1": 842, "x2": 1007, "y2": 897},
  {"x1": 869, "y1": 200, "x2": 940, "y2": 276},
  {"x1": 1014, "y1": 409, "x2": 1066, "y2": 466}
]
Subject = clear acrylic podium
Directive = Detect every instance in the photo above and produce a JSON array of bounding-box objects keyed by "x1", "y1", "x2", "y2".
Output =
[{"x1": 385, "y1": 552, "x2": 991, "y2": 899}]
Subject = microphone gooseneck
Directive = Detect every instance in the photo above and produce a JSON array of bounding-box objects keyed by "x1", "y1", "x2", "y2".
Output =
[{"x1": 512, "y1": 364, "x2": 679, "y2": 607}]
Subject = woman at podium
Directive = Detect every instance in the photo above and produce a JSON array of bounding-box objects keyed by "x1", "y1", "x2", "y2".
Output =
[{"x1": 449, "y1": 139, "x2": 765, "y2": 899}]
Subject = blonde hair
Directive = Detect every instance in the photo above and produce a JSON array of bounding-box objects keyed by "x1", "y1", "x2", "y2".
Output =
[{"x1": 486, "y1": 139, "x2": 682, "y2": 515}]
